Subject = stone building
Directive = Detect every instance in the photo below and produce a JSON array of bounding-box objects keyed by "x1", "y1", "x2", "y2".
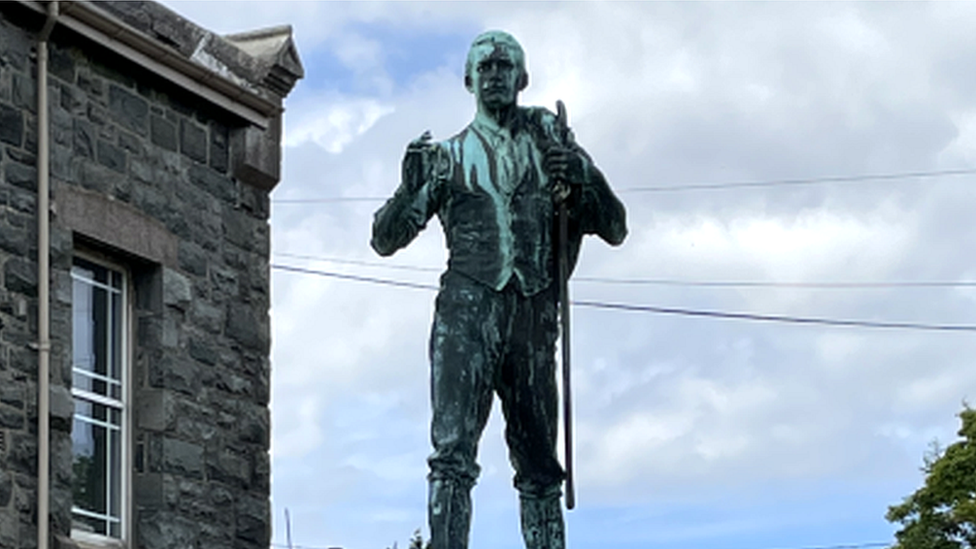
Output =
[{"x1": 0, "y1": 1, "x2": 302, "y2": 548}]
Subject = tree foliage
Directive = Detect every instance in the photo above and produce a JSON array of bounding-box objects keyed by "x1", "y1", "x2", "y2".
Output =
[
  {"x1": 407, "y1": 529, "x2": 430, "y2": 549},
  {"x1": 887, "y1": 406, "x2": 976, "y2": 549},
  {"x1": 386, "y1": 529, "x2": 429, "y2": 549}
]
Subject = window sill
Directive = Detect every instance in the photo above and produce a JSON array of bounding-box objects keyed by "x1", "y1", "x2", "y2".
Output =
[{"x1": 69, "y1": 530, "x2": 126, "y2": 549}]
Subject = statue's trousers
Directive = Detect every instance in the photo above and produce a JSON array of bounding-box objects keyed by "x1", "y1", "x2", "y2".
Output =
[{"x1": 427, "y1": 270, "x2": 566, "y2": 548}]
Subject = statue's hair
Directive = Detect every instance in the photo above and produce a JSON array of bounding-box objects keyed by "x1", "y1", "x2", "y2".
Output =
[{"x1": 464, "y1": 30, "x2": 527, "y2": 82}]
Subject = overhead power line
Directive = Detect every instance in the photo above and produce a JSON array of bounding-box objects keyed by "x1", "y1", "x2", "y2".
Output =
[
  {"x1": 574, "y1": 300, "x2": 976, "y2": 332},
  {"x1": 271, "y1": 542, "x2": 342, "y2": 549},
  {"x1": 622, "y1": 167, "x2": 976, "y2": 193},
  {"x1": 271, "y1": 264, "x2": 976, "y2": 333},
  {"x1": 268, "y1": 540, "x2": 891, "y2": 549},
  {"x1": 766, "y1": 544, "x2": 890, "y2": 549},
  {"x1": 574, "y1": 278, "x2": 976, "y2": 289},
  {"x1": 273, "y1": 252, "x2": 976, "y2": 289},
  {"x1": 273, "y1": 196, "x2": 383, "y2": 204},
  {"x1": 270, "y1": 166, "x2": 976, "y2": 204},
  {"x1": 274, "y1": 196, "x2": 384, "y2": 204},
  {"x1": 275, "y1": 252, "x2": 441, "y2": 273},
  {"x1": 273, "y1": 264, "x2": 437, "y2": 291}
]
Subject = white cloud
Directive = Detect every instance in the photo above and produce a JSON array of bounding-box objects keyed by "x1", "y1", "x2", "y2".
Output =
[
  {"x1": 160, "y1": 2, "x2": 976, "y2": 547},
  {"x1": 283, "y1": 96, "x2": 395, "y2": 153},
  {"x1": 271, "y1": 395, "x2": 323, "y2": 458},
  {"x1": 581, "y1": 374, "x2": 778, "y2": 492}
]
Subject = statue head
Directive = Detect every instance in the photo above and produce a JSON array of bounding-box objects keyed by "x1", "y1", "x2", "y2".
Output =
[{"x1": 464, "y1": 30, "x2": 528, "y2": 110}]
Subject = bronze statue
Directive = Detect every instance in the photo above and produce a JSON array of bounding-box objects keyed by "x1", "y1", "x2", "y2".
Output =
[{"x1": 371, "y1": 30, "x2": 627, "y2": 549}]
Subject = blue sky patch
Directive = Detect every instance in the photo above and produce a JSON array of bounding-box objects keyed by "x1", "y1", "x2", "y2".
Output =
[{"x1": 297, "y1": 22, "x2": 477, "y2": 97}]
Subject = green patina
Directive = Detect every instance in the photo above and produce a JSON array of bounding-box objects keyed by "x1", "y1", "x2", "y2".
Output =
[{"x1": 371, "y1": 30, "x2": 627, "y2": 549}]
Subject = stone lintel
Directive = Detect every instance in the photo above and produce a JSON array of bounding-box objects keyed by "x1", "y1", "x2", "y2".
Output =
[{"x1": 56, "y1": 184, "x2": 178, "y2": 267}]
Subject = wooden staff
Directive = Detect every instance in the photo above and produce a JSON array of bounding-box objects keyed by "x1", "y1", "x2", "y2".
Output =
[{"x1": 555, "y1": 99, "x2": 575, "y2": 510}]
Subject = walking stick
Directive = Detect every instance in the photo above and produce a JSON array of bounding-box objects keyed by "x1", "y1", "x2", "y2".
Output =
[{"x1": 555, "y1": 100, "x2": 575, "y2": 510}]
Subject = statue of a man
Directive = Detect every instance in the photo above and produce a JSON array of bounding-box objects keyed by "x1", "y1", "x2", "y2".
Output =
[{"x1": 371, "y1": 30, "x2": 627, "y2": 549}]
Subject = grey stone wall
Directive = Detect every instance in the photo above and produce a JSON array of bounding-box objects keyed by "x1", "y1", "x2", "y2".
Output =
[{"x1": 0, "y1": 3, "x2": 276, "y2": 548}]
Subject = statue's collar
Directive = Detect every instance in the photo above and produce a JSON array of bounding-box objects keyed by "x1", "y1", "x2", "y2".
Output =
[
  {"x1": 472, "y1": 111, "x2": 507, "y2": 139},
  {"x1": 471, "y1": 109, "x2": 528, "y2": 143}
]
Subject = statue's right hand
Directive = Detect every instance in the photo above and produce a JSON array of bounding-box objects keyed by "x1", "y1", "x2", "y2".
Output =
[
  {"x1": 407, "y1": 130, "x2": 433, "y2": 151},
  {"x1": 402, "y1": 130, "x2": 434, "y2": 193}
]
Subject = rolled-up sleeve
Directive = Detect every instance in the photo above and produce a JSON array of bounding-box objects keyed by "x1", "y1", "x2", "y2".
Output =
[{"x1": 371, "y1": 143, "x2": 448, "y2": 256}]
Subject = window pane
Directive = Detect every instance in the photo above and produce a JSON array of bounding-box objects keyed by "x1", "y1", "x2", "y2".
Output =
[
  {"x1": 72, "y1": 416, "x2": 107, "y2": 516},
  {"x1": 74, "y1": 398, "x2": 122, "y2": 425},
  {"x1": 92, "y1": 283, "x2": 109, "y2": 380},
  {"x1": 74, "y1": 399, "x2": 92, "y2": 419},
  {"x1": 110, "y1": 291, "x2": 122, "y2": 395},
  {"x1": 72, "y1": 276, "x2": 94, "y2": 377},
  {"x1": 72, "y1": 407, "x2": 122, "y2": 534},
  {"x1": 72, "y1": 512, "x2": 103, "y2": 536},
  {"x1": 71, "y1": 258, "x2": 125, "y2": 541},
  {"x1": 72, "y1": 261, "x2": 123, "y2": 395},
  {"x1": 72, "y1": 372, "x2": 91, "y2": 395},
  {"x1": 109, "y1": 427, "x2": 121, "y2": 538}
]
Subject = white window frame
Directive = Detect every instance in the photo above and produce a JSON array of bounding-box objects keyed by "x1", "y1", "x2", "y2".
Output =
[{"x1": 70, "y1": 253, "x2": 133, "y2": 549}]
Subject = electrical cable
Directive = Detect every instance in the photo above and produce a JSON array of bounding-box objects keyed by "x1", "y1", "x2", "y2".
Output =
[
  {"x1": 275, "y1": 252, "x2": 441, "y2": 273},
  {"x1": 270, "y1": 543, "x2": 342, "y2": 549},
  {"x1": 762, "y1": 544, "x2": 890, "y2": 549},
  {"x1": 273, "y1": 264, "x2": 438, "y2": 291},
  {"x1": 622, "y1": 167, "x2": 976, "y2": 193},
  {"x1": 573, "y1": 300, "x2": 976, "y2": 332},
  {"x1": 273, "y1": 252, "x2": 976, "y2": 289},
  {"x1": 574, "y1": 277, "x2": 976, "y2": 289},
  {"x1": 271, "y1": 264, "x2": 976, "y2": 332},
  {"x1": 267, "y1": 539, "x2": 893, "y2": 549},
  {"x1": 270, "y1": 166, "x2": 976, "y2": 204}
]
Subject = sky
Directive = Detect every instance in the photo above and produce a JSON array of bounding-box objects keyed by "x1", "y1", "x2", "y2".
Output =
[{"x1": 161, "y1": 3, "x2": 976, "y2": 549}]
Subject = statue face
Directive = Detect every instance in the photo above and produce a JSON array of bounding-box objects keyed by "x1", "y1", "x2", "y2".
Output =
[{"x1": 467, "y1": 43, "x2": 522, "y2": 110}]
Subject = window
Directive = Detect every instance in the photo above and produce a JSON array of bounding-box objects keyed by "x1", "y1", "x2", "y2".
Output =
[{"x1": 71, "y1": 256, "x2": 128, "y2": 544}]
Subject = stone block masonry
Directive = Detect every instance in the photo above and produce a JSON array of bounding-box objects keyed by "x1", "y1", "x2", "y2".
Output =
[{"x1": 0, "y1": 1, "x2": 299, "y2": 548}]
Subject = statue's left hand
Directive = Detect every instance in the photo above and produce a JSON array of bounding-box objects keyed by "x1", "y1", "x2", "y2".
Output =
[{"x1": 544, "y1": 144, "x2": 583, "y2": 204}]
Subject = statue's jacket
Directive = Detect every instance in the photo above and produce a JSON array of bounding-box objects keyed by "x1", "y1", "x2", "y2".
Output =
[{"x1": 372, "y1": 106, "x2": 627, "y2": 296}]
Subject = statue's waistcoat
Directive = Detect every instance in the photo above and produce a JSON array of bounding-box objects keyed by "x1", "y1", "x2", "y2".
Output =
[{"x1": 437, "y1": 115, "x2": 555, "y2": 296}]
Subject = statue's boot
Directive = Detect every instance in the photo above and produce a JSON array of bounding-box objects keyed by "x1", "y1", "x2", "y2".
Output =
[
  {"x1": 519, "y1": 495, "x2": 565, "y2": 549},
  {"x1": 429, "y1": 478, "x2": 473, "y2": 549}
]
